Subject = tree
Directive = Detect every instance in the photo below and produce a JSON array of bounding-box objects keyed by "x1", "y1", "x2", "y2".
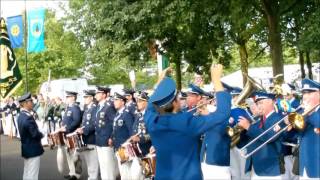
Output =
[{"x1": 67, "y1": 0, "x2": 233, "y2": 89}]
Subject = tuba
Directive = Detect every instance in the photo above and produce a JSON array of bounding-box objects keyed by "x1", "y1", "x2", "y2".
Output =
[{"x1": 226, "y1": 75, "x2": 264, "y2": 148}]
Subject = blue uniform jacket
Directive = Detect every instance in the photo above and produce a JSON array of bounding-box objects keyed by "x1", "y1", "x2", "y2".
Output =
[
  {"x1": 299, "y1": 107, "x2": 320, "y2": 178},
  {"x1": 144, "y1": 91, "x2": 231, "y2": 180},
  {"x1": 126, "y1": 101, "x2": 137, "y2": 117},
  {"x1": 112, "y1": 108, "x2": 134, "y2": 149},
  {"x1": 290, "y1": 98, "x2": 300, "y2": 109},
  {"x1": 245, "y1": 111, "x2": 284, "y2": 176},
  {"x1": 81, "y1": 103, "x2": 97, "y2": 145},
  {"x1": 17, "y1": 109, "x2": 44, "y2": 158},
  {"x1": 62, "y1": 103, "x2": 82, "y2": 134},
  {"x1": 95, "y1": 100, "x2": 116, "y2": 147},
  {"x1": 132, "y1": 111, "x2": 152, "y2": 156}
]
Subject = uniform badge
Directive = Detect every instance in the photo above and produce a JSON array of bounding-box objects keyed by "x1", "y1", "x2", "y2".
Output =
[
  {"x1": 87, "y1": 114, "x2": 91, "y2": 120},
  {"x1": 67, "y1": 111, "x2": 72, "y2": 116},
  {"x1": 100, "y1": 112, "x2": 105, "y2": 118},
  {"x1": 118, "y1": 119, "x2": 124, "y2": 127}
]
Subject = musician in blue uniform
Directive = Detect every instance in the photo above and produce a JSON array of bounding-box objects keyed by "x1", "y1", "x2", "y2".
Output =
[
  {"x1": 130, "y1": 91, "x2": 152, "y2": 179},
  {"x1": 144, "y1": 64, "x2": 231, "y2": 180},
  {"x1": 178, "y1": 91, "x2": 188, "y2": 109},
  {"x1": 59, "y1": 91, "x2": 82, "y2": 180},
  {"x1": 75, "y1": 90, "x2": 99, "y2": 180},
  {"x1": 282, "y1": 83, "x2": 300, "y2": 109},
  {"x1": 278, "y1": 83, "x2": 300, "y2": 180},
  {"x1": 124, "y1": 88, "x2": 137, "y2": 117},
  {"x1": 131, "y1": 91, "x2": 152, "y2": 156},
  {"x1": 184, "y1": 83, "x2": 205, "y2": 113},
  {"x1": 220, "y1": 84, "x2": 252, "y2": 180},
  {"x1": 238, "y1": 91, "x2": 285, "y2": 179},
  {"x1": 94, "y1": 86, "x2": 118, "y2": 179},
  {"x1": 17, "y1": 92, "x2": 44, "y2": 180},
  {"x1": 111, "y1": 92, "x2": 135, "y2": 179},
  {"x1": 200, "y1": 87, "x2": 234, "y2": 180},
  {"x1": 296, "y1": 79, "x2": 320, "y2": 179}
]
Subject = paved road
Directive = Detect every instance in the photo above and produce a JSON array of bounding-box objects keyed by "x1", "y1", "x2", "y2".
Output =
[{"x1": 0, "y1": 135, "x2": 89, "y2": 180}]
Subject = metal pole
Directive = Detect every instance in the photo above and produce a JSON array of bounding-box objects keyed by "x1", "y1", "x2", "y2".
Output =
[{"x1": 24, "y1": 0, "x2": 28, "y2": 92}]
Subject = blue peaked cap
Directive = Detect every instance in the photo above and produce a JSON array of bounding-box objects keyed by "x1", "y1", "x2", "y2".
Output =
[
  {"x1": 253, "y1": 91, "x2": 276, "y2": 102},
  {"x1": 230, "y1": 107, "x2": 252, "y2": 125},
  {"x1": 18, "y1": 92, "x2": 32, "y2": 103},
  {"x1": 187, "y1": 83, "x2": 205, "y2": 95},
  {"x1": 301, "y1": 78, "x2": 320, "y2": 93},
  {"x1": 149, "y1": 77, "x2": 177, "y2": 107},
  {"x1": 222, "y1": 82, "x2": 242, "y2": 95},
  {"x1": 66, "y1": 91, "x2": 78, "y2": 97}
]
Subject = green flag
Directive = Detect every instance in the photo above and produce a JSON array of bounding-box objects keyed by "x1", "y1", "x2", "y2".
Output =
[
  {"x1": 0, "y1": 18, "x2": 22, "y2": 98},
  {"x1": 157, "y1": 53, "x2": 170, "y2": 75}
]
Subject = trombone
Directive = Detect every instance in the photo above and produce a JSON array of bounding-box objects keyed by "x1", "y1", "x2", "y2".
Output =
[{"x1": 240, "y1": 103, "x2": 319, "y2": 158}]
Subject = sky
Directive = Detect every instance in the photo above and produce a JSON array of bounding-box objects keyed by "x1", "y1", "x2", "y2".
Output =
[{"x1": 0, "y1": 0, "x2": 69, "y2": 19}]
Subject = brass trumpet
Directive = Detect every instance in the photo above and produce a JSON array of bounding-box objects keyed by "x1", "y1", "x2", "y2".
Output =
[{"x1": 240, "y1": 103, "x2": 319, "y2": 158}]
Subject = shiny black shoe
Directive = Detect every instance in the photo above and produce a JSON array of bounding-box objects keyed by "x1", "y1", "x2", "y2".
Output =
[
  {"x1": 69, "y1": 175, "x2": 78, "y2": 180},
  {"x1": 64, "y1": 175, "x2": 71, "y2": 179}
]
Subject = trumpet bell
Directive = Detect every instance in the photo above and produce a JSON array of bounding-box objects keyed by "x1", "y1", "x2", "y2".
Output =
[
  {"x1": 226, "y1": 126, "x2": 235, "y2": 137},
  {"x1": 288, "y1": 113, "x2": 305, "y2": 131}
]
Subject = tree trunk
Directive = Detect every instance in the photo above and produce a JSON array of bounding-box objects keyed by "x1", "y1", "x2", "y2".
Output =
[
  {"x1": 174, "y1": 58, "x2": 182, "y2": 90},
  {"x1": 299, "y1": 51, "x2": 306, "y2": 78},
  {"x1": 305, "y1": 51, "x2": 313, "y2": 79},
  {"x1": 238, "y1": 41, "x2": 249, "y2": 86},
  {"x1": 261, "y1": 0, "x2": 284, "y2": 80}
]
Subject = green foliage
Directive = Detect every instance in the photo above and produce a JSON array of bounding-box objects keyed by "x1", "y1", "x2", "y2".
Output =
[{"x1": 64, "y1": 0, "x2": 319, "y2": 88}]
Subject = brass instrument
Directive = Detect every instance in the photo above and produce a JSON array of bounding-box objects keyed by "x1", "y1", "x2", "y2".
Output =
[
  {"x1": 240, "y1": 103, "x2": 319, "y2": 158},
  {"x1": 226, "y1": 75, "x2": 264, "y2": 148},
  {"x1": 227, "y1": 116, "x2": 260, "y2": 148},
  {"x1": 187, "y1": 97, "x2": 214, "y2": 114},
  {"x1": 270, "y1": 74, "x2": 284, "y2": 96}
]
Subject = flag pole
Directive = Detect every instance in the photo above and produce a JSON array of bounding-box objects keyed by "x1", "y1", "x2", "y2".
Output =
[{"x1": 24, "y1": 0, "x2": 28, "y2": 92}]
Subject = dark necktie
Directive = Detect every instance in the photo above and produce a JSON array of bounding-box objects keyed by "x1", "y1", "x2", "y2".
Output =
[{"x1": 259, "y1": 115, "x2": 266, "y2": 128}]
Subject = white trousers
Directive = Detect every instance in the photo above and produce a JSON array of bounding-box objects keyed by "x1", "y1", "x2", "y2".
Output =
[
  {"x1": 115, "y1": 156, "x2": 144, "y2": 180},
  {"x1": 23, "y1": 156, "x2": 40, "y2": 180},
  {"x1": 251, "y1": 168, "x2": 282, "y2": 180},
  {"x1": 282, "y1": 155, "x2": 299, "y2": 180},
  {"x1": 64, "y1": 147, "x2": 81, "y2": 179},
  {"x1": 81, "y1": 144, "x2": 99, "y2": 180},
  {"x1": 201, "y1": 162, "x2": 231, "y2": 180},
  {"x1": 4, "y1": 114, "x2": 15, "y2": 136},
  {"x1": 300, "y1": 168, "x2": 320, "y2": 180},
  {"x1": 230, "y1": 147, "x2": 251, "y2": 180},
  {"x1": 36, "y1": 120, "x2": 48, "y2": 146},
  {"x1": 130, "y1": 157, "x2": 144, "y2": 180},
  {"x1": 96, "y1": 146, "x2": 118, "y2": 180}
]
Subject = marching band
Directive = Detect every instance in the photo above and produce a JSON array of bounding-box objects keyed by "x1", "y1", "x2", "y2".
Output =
[{"x1": 1, "y1": 63, "x2": 319, "y2": 180}]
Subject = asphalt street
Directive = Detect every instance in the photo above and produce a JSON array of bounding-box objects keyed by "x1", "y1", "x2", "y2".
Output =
[{"x1": 0, "y1": 135, "x2": 89, "y2": 180}]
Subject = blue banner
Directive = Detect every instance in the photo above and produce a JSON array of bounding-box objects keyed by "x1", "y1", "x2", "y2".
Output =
[
  {"x1": 27, "y1": 8, "x2": 46, "y2": 53},
  {"x1": 7, "y1": 15, "x2": 24, "y2": 48}
]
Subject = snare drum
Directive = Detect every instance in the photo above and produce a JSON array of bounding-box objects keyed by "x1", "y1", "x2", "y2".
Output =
[
  {"x1": 141, "y1": 154, "x2": 156, "y2": 178},
  {"x1": 65, "y1": 133, "x2": 85, "y2": 150},
  {"x1": 117, "y1": 142, "x2": 143, "y2": 163},
  {"x1": 48, "y1": 131, "x2": 65, "y2": 148}
]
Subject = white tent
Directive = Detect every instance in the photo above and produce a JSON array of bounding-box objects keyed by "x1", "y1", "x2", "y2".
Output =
[{"x1": 221, "y1": 63, "x2": 320, "y2": 89}]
